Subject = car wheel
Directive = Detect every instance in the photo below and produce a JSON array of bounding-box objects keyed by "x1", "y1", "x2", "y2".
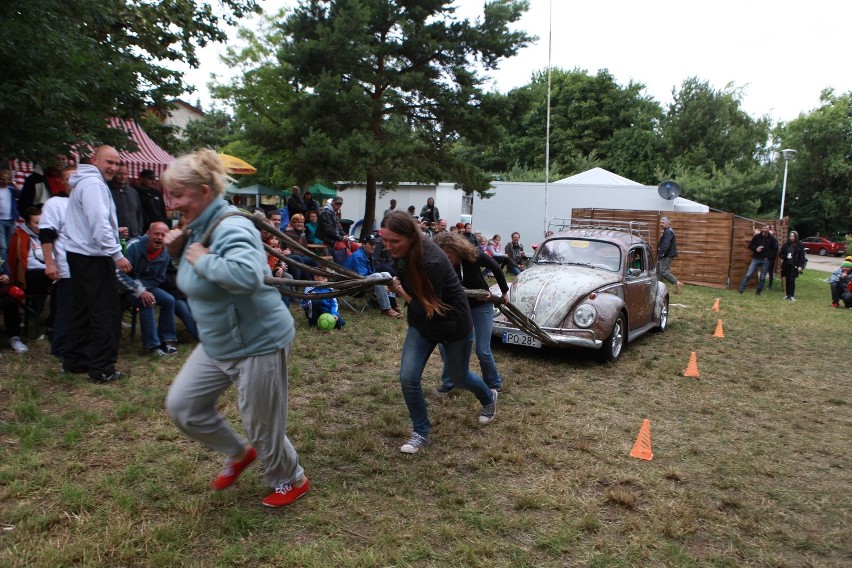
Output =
[
  {"x1": 654, "y1": 297, "x2": 669, "y2": 333},
  {"x1": 599, "y1": 313, "x2": 625, "y2": 362},
  {"x1": 819, "y1": 248, "x2": 827, "y2": 256}
]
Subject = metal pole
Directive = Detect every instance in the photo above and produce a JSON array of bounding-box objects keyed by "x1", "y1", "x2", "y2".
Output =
[
  {"x1": 779, "y1": 157, "x2": 789, "y2": 220},
  {"x1": 543, "y1": 0, "x2": 552, "y2": 236}
]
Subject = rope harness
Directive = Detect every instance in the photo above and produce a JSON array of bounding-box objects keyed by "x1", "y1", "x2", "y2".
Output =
[{"x1": 196, "y1": 210, "x2": 553, "y2": 343}]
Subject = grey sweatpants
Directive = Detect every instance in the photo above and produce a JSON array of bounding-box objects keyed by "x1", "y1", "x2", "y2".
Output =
[{"x1": 166, "y1": 343, "x2": 304, "y2": 488}]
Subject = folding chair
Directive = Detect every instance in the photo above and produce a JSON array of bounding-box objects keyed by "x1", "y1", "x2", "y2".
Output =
[{"x1": 339, "y1": 289, "x2": 373, "y2": 314}]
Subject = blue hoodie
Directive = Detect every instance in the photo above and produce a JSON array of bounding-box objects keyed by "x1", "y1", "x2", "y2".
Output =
[{"x1": 176, "y1": 197, "x2": 294, "y2": 360}]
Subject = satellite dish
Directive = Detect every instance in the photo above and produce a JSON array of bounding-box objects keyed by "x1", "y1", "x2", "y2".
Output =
[{"x1": 658, "y1": 180, "x2": 682, "y2": 200}]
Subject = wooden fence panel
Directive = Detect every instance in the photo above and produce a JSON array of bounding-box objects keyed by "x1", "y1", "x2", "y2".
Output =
[{"x1": 571, "y1": 209, "x2": 786, "y2": 290}]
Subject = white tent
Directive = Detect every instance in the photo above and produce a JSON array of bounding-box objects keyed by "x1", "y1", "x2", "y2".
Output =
[{"x1": 471, "y1": 168, "x2": 709, "y2": 246}]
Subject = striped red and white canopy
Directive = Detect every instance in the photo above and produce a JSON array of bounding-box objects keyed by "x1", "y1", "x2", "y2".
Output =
[{"x1": 7, "y1": 118, "x2": 175, "y2": 187}]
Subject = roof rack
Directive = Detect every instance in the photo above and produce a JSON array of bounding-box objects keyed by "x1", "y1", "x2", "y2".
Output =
[{"x1": 547, "y1": 217, "x2": 651, "y2": 245}]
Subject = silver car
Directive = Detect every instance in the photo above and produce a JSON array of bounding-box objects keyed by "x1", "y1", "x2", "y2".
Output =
[{"x1": 491, "y1": 221, "x2": 669, "y2": 362}]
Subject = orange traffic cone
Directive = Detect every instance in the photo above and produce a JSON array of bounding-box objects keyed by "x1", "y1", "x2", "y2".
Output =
[
  {"x1": 683, "y1": 351, "x2": 699, "y2": 377},
  {"x1": 711, "y1": 298, "x2": 720, "y2": 312},
  {"x1": 630, "y1": 419, "x2": 653, "y2": 461},
  {"x1": 713, "y1": 319, "x2": 725, "y2": 338}
]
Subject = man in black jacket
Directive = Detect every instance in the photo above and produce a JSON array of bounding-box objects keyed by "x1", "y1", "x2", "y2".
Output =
[
  {"x1": 738, "y1": 224, "x2": 778, "y2": 295},
  {"x1": 317, "y1": 196, "x2": 346, "y2": 244},
  {"x1": 136, "y1": 170, "x2": 168, "y2": 231},
  {"x1": 657, "y1": 217, "x2": 684, "y2": 293}
]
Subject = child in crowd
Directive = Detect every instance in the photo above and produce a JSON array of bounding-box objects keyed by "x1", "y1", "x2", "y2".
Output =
[{"x1": 300, "y1": 274, "x2": 346, "y2": 329}]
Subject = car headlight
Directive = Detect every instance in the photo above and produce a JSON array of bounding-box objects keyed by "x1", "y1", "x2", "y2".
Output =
[{"x1": 573, "y1": 304, "x2": 597, "y2": 328}]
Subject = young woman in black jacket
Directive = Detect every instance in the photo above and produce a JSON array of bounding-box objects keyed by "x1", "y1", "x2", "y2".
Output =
[
  {"x1": 778, "y1": 230, "x2": 807, "y2": 301},
  {"x1": 382, "y1": 211, "x2": 498, "y2": 454},
  {"x1": 433, "y1": 232, "x2": 509, "y2": 394}
]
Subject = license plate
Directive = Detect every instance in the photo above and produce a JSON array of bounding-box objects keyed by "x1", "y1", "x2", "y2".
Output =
[{"x1": 502, "y1": 331, "x2": 541, "y2": 348}]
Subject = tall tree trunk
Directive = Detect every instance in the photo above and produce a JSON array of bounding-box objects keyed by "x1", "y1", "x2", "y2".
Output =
[{"x1": 361, "y1": 170, "x2": 377, "y2": 240}]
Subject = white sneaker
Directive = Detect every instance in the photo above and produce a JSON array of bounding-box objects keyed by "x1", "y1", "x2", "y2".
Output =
[
  {"x1": 789, "y1": 297, "x2": 796, "y2": 302},
  {"x1": 479, "y1": 389, "x2": 498, "y2": 424},
  {"x1": 10, "y1": 336, "x2": 28, "y2": 353},
  {"x1": 400, "y1": 432, "x2": 430, "y2": 454}
]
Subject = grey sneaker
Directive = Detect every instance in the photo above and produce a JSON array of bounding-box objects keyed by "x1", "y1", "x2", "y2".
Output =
[
  {"x1": 479, "y1": 389, "x2": 498, "y2": 425},
  {"x1": 148, "y1": 346, "x2": 168, "y2": 357},
  {"x1": 400, "y1": 432, "x2": 430, "y2": 454},
  {"x1": 10, "y1": 336, "x2": 28, "y2": 353}
]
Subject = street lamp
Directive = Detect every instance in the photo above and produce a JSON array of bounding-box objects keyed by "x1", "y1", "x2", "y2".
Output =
[{"x1": 779, "y1": 148, "x2": 797, "y2": 220}]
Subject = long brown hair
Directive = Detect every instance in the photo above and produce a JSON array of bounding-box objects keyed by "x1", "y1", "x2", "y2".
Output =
[
  {"x1": 382, "y1": 211, "x2": 448, "y2": 317},
  {"x1": 433, "y1": 231, "x2": 477, "y2": 263}
]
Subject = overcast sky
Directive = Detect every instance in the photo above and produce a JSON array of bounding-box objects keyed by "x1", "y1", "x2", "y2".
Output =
[{"x1": 184, "y1": 0, "x2": 851, "y2": 123}]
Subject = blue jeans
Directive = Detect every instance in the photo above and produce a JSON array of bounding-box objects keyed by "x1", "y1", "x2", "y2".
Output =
[
  {"x1": 738, "y1": 258, "x2": 769, "y2": 293},
  {"x1": 174, "y1": 298, "x2": 199, "y2": 340},
  {"x1": 440, "y1": 302, "x2": 502, "y2": 390},
  {"x1": 399, "y1": 326, "x2": 492, "y2": 436},
  {"x1": 0, "y1": 218, "x2": 15, "y2": 260},
  {"x1": 128, "y1": 287, "x2": 177, "y2": 349}
]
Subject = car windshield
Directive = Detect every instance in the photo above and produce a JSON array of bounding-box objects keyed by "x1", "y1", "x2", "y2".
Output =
[{"x1": 533, "y1": 238, "x2": 622, "y2": 272}]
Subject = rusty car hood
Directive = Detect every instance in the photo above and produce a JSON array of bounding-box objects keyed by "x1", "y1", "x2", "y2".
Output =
[{"x1": 509, "y1": 265, "x2": 621, "y2": 327}]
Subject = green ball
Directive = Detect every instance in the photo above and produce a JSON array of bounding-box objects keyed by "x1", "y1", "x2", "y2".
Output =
[{"x1": 317, "y1": 312, "x2": 337, "y2": 331}]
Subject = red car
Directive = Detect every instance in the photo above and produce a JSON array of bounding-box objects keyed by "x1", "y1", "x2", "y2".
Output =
[{"x1": 801, "y1": 236, "x2": 847, "y2": 257}]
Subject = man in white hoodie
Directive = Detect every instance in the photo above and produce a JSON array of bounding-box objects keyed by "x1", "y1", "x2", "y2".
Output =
[{"x1": 62, "y1": 146, "x2": 132, "y2": 384}]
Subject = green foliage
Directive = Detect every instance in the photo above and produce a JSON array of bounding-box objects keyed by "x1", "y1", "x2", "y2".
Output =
[
  {"x1": 669, "y1": 161, "x2": 774, "y2": 216},
  {"x1": 0, "y1": 0, "x2": 260, "y2": 163},
  {"x1": 774, "y1": 89, "x2": 852, "y2": 236},
  {"x1": 216, "y1": 0, "x2": 532, "y2": 234},
  {"x1": 494, "y1": 68, "x2": 665, "y2": 183},
  {"x1": 662, "y1": 77, "x2": 772, "y2": 171}
]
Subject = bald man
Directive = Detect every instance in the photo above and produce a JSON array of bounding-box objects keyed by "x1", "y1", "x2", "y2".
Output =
[{"x1": 63, "y1": 146, "x2": 132, "y2": 383}]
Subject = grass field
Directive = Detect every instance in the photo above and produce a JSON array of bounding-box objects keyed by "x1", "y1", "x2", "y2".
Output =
[{"x1": 1, "y1": 270, "x2": 850, "y2": 567}]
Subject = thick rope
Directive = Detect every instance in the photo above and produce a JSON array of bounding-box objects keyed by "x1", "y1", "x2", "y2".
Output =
[
  {"x1": 196, "y1": 210, "x2": 555, "y2": 340},
  {"x1": 197, "y1": 210, "x2": 390, "y2": 299}
]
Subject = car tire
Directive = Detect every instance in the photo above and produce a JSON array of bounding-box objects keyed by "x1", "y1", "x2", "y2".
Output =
[
  {"x1": 599, "y1": 313, "x2": 625, "y2": 363},
  {"x1": 654, "y1": 297, "x2": 669, "y2": 333},
  {"x1": 819, "y1": 248, "x2": 827, "y2": 256}
]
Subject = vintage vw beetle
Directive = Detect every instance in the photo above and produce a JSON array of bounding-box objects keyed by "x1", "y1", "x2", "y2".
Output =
[{"x1": 491, "y1": 220, "x2": 669, "y2": 362}]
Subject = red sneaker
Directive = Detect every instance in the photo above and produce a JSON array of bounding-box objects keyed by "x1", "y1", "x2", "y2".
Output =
[
  {"x1": 211, "y1": 447, "x2": 257, "y2": 491},
  {"x1": 262, "y1": 478, "x2": 310, "y2": 508}
]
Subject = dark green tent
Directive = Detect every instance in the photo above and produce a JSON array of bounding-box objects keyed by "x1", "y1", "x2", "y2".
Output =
[{"x1": 307, "y1": 183, "x2": 337, "y2": 203}]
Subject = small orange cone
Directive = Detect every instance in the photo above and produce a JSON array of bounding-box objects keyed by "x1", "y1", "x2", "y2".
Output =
[
  {"x1": 630, "y1": 419, "x2": 653, "y2": 461},
  {"x1": 683, "y1": 351, "x2": 699, "y2": 377},
  {"x1": 711, "y1": 298, "x2": 720, "y2": 312},
  {"x1": 713, "y1": 319, "x2": 725, "y2": 338}
]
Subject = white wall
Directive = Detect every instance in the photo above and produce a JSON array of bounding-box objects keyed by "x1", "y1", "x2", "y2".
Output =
[
  {"x1": 331, "y1": 181, "x2": 708, "y2": 240},
  {"x1": 472, "y1": 182, "x2": 709, "y2": 247}
]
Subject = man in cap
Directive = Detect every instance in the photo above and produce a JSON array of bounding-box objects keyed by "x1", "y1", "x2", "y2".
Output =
[{"x1": 344, "y1": 235, "x2": 402, "y2": 318}]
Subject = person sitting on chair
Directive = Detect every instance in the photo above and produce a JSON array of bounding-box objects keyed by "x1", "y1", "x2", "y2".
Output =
[
  {"x1": 344, "y1": 234, "x2": 402, "y2": 318},
  {"x1": 300, "y1": 273, "x2": 345, "y2": 329},
  {"x1": 116, "y1": 221, "x2": 179, "y2": 356}
]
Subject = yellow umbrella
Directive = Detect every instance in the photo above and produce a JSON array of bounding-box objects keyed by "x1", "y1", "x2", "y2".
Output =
[{"x1": 217, "y1": 153, "x2": 257, "y2": 175}]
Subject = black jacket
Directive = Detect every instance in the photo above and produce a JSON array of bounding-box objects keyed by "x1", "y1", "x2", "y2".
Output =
[
  {"x1": 778, "y1": 241, "x2": 807, "y2": 277},
  {"x1": 317, "y1": 205, "x2": 345, "y2": 245},
  {"x1": 748, "y1": 232, "x2": 778, "y2": 260},
  {"x1": 657, "y1": 227, "x2": 678, "y2": 258},
  {"x1": 456, "y1": 251, "x2": 509, "y2": 305},
  {"x1": 395, "y1": 239, "x2": 472, "y2": 344}
]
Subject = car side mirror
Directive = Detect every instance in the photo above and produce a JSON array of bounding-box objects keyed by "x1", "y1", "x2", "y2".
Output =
[{"x1": 628, "y1": 268, "x2": 641, "y2": 278}]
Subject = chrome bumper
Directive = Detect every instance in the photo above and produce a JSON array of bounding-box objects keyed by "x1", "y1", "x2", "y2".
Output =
[{"x1": 492, "y1": 322, "x2": 603, "y2": 349}]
